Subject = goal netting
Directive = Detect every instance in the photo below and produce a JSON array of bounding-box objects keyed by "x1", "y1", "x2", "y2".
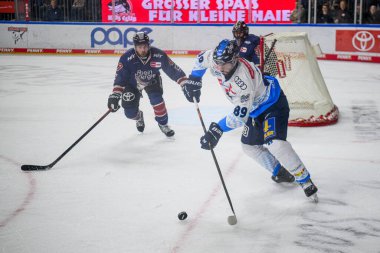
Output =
[{"x1": 260, "y1": 32, "x2": 339, "y2": 127}]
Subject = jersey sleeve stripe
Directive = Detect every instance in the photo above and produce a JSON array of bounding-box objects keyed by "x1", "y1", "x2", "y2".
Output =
[
  {"x1": 190, "y1": 69, "x2": 207, "y2": 78},
  {"x1": 238, "y1": 58, "x2": 255, "y2": 79},
  {"x1": 113, "y1": 85, "x2": 125, "y2": 94}
]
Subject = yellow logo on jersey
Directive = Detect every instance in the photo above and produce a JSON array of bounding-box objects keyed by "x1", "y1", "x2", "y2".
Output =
[{"x1": 263, "y1": 118, "x2": 276, "y2": 140}]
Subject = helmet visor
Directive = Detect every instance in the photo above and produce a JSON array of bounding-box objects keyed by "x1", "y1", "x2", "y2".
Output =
[
  {"x1": 213, "y1": 55, "x2": 237, "y2": 66},
  {"x1": 212, "y1": 58, "x2": 237, "y2": 74}
]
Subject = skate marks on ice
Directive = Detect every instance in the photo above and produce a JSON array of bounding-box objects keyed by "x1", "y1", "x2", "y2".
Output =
[
  {"x1": 351, "y1": 180, "x2": 380, "y2": 190},
  {"x1": 297, "y1": 216, "x2": 380, "y2": 252},
  {"x1": 352, "y1": 100, "x2": 380, "y2": 141},
  {"x1": 295, "y1": 188, "x2": 380, "y2": 252}
]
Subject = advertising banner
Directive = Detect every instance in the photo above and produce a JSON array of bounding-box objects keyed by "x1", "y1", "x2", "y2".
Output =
[
  {"x1": 1, "y1": 23, "x2": 380, "y2": 63},
  {"x1": 0, "y1": 1, "x2": 15, "y2": 13},
  {"x1": 336, "y1": 30, "x2": 380, "y2": 54},
  {"x1": 101, "y1": 0, "x2": 295, "y2": 24}
]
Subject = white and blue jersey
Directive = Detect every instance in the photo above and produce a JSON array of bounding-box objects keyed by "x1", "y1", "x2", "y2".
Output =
[
  {"x1": 190, "y1": 49, "x2": 282, "y2": 133},
  {"x1": 191, "y1": 47, "x2": 313, "y2": 187}
]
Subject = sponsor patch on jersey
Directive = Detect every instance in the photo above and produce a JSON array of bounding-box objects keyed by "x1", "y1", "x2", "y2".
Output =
[
  {"x1": 241, "y1": 94, "x2": 250, "y2": 103},
  {"x1": 127, "y1": 54, "x2": 135, "y2": 61},
  {"x1": 117, "y1": 62, "x2": 123, "y2": 72},
  {"x1": 240, "y1": 47, "x2": 247, "y2": 53},
  {"x1": 150, "y1": 61, "x2": 161, "y2": 68},
  {"x1": 234, "y1": 76, "x2": 247, "y2": 90},
  {"x1": 153, "y1": 53, "x2": 163, "y2": 58},
  {"x1": 263, "y1": 117, "x2": 276, "y2": 140}
]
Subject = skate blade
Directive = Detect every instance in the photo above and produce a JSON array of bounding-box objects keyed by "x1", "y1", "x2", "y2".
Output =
[{"x1": 309, "y1": 193, "x2": 318, "y2": 203}]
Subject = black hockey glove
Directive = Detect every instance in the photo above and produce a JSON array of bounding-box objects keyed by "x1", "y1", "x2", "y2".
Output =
[
  {"x1": 107, "y1": 93, "x2": 121, "y2": 112},
  {"x1": 181, "y1": 75, "x2": 202, "y2": 103},
  {"x1": 200, "y1": 122, "x2": 223, "y2": 150}
]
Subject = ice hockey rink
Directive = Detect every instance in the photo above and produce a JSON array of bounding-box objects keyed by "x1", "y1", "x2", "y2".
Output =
[{"x1": 0, "y1": 55, "x2": 379, "y2": 253}]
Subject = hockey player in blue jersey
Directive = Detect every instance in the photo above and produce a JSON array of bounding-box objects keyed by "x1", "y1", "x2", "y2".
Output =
[
  {"x1": 232, "y1": 21, "x2": 261, "y2": 65},
  {"x1": 233, "y1": 21, "x2": 278, "y2": 77},
  {"x1": 181, "y1": 39, "x2": 318, "y2": 200},
  {"x1": 107, "y1": 31, "x2": 187, "y2": 137}
]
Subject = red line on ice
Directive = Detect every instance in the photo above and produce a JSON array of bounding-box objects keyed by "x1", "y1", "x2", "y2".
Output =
[
  {"x1": 0, "y1": 155, "x2": 36, "y2": 228},
  {"x1": 171, "y1": 154, "x2": 241, "y2": 253}
]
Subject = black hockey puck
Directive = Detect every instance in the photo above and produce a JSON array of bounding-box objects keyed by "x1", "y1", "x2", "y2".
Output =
[{"x1": 178, "y1": 211, "x2": 188, "y2": 220}]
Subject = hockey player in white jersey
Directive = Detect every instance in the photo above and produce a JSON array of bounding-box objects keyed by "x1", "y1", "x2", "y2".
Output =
[{"x1": 181, "y1": 39, "x2": 318, "y2": 199}]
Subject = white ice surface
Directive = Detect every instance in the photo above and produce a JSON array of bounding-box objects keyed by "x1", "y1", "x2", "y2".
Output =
[{"x1": 1, "y1": 55, "x2": 380, "y2": 253}]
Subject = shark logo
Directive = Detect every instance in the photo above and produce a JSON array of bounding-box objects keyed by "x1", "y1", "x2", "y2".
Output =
[
  {"x1": 224, "y1": 83, "x2": 236, "y2": 99},
  {"x1": 8, "y1": 27, "x2": 27, "y2": 45}
]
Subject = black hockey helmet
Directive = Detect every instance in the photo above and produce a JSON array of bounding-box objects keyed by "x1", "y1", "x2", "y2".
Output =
[
  {"x1": 133, "y1": 31, "x2": 150, "y2": 46},
  {"x1": 213, "y1": 39, "x2": 239, "y2": 65},
  {"x1": 232, "y1": 21, "x2": 249, "y2": 40}
]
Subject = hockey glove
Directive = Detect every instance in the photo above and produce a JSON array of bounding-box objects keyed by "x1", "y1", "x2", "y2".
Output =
[
  {"x1": 200, "y1": 122, "x2": 223, "y2": 150},
  {"x1": 107, "y1": 93, "x2": 121, "y2": 112},
  {"x1": 181, "y1": 75, "x2": 202, "y2": 103}
]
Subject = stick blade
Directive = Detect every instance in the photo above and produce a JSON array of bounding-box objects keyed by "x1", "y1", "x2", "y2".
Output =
[
  {"x1": 227, "y1": 215, "x2": 237, "y2": 225},
  {"x1": 21, "y1": 165, "x2": 51, "y2": 171}
]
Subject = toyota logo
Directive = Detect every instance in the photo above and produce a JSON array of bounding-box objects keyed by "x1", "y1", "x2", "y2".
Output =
[
  {"x1": 352, "y1": 31, "x2": 375, "y2": 51},
  {"x1": 123, "y1": 92, "x2": 135, "y2": 101}
]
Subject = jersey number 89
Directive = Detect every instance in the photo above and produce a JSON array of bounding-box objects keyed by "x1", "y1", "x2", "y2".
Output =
[{"x1": 234, "y1": 106, "x2": 248, "y2": 118}]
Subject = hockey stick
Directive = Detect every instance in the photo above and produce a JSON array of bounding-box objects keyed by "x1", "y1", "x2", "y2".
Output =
[
  {"x1": 193, "y1": 99, "x2": 237, "y2": 225},
  {"x1": 21, "y1": 109, "x2": 112, "y2": 171},
  {"x1": 264, "y1": 39, "x2": 277, "y2": 65},
  {"x1": 259, "y1": 37, "x2": 277, "y2": 73}
]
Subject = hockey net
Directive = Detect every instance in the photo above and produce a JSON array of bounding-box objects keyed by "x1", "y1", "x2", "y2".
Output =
[{"x1": 260, "y1": 32, "x2": 339, "y2": 127}]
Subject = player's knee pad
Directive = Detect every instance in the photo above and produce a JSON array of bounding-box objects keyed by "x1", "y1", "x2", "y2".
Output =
[
  {"x1": 121, "y1": 90, "x2": 140, "y2": 108},
  {"x1": 121, "y1": 89, "x2": 140, "y2": 119},
  {"x1": 263, "y1": 139, "x2": 293, "y2": 160},
  {"x1": 264, "y1": 139, "x2": 302, "y2": 168},
  {"x1": 242, "y1": 143, "x2": 266, "y2": 160}
]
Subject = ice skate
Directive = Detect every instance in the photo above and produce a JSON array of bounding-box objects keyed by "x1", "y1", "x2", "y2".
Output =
[
  {"x1": 136, "y1": 111, "x2": 145, "y2": 133},
  {"x1": 271, "y1": 166, "x2": 295, "y2": 183},
  {"x1": 158, "y1": 124, "x2": 175, "y2": 137},
  {"x1": 300, "y1": 179, "x2": 318, "y2": 203}
]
